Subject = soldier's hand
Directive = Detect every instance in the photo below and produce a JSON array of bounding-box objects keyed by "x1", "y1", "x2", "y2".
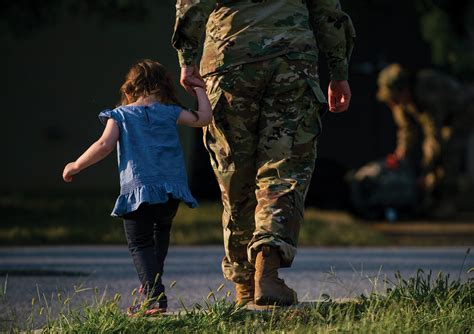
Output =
[
  {"x1": 328, "y1": 80, "x2": 351, "y2": 113},
  {"x1": 180, "y1": 66, "x2": 205, "y2": 96}
]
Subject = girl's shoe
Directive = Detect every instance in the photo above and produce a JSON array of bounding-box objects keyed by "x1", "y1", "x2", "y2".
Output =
[
  {"x1": 127, "y1": 303, "x2": 166, "y2": 316},
  {"x1": 127, "y1": 296, "x2": 167, "y2": 316}
]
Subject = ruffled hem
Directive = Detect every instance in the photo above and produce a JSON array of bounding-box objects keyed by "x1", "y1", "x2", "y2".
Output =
[{"x1": 111, "y1": 183, "x2": 198, "y2": 217}]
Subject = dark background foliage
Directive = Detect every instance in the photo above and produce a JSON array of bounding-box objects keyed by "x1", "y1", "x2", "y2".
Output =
[{"x1": 1, "y1": 0, "x2": 472, "y2": 209}]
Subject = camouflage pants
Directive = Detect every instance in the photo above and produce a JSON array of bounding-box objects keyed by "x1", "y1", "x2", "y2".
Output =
[{"x1": 203, "y1": 55, "x2": 326, "y2": 284}]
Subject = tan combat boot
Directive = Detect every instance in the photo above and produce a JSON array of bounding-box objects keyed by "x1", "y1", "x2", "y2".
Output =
[
  {"x1": 235, "y1": 277, "x2": 254, "y2": 306},
  {"x1": 254, "y1": 246, "x2": 298, "y2": 306}
]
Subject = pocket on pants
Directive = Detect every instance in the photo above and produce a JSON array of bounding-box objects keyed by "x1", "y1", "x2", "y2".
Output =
[
  {"x1": 202, "y1": 92, "x2": 235, "y2": 172},
  {"x1": 293, "y1": 83, "x2": 324, "y2": 145},
  {"x1": 290, "y1": 82, "x2": 325, "y2": 164},
  {"x1": 306, "y1": 76, "x2": 327, "y2": 106},
  {"x1": 205, "y1": 74, "x2": 224, "y2": 110}
]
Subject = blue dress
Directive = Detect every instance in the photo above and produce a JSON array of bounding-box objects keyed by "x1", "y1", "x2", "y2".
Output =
[{"x1": 99, "y1": 102, "x2": 198, "y2": 217}]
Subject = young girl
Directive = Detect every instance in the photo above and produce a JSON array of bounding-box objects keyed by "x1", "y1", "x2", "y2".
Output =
[{"x1": 62, "y1": 59, "x2": 212, "y2": 315}]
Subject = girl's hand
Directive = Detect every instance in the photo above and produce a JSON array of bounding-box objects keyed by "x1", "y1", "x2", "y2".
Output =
[
  {"x1": 62, "y1": 119, "x2": 119, "y2": 183},
  {"x1": 63, "y1": 162, "x2": 80, "y2": 182}
]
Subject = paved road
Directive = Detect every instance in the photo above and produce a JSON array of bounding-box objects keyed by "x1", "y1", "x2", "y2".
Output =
[{"x1": 0, "y1": 246, "x2": 472, "y2": 329}]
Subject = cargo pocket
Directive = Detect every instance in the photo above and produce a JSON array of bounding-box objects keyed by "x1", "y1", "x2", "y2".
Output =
[
  {"x1": 205, "y1": 74, "x2": 224, "y2": 110},
  {"x1": 202, "y1": 74, "x2": 234, "y2": 172},
  {"x1": 306, "y1": 76, "x2": 328, "y2": 117},
  {"x1": 291, "y1": 79, "x2": 325, "y2": 164},
  {"x1": 302, "y1": 76, "x2": 325, "y2": 139}
]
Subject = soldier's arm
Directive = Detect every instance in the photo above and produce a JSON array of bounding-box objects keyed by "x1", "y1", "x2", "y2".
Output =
[
  {"x1": 172, "y1": 0, "x2": 216, "y2": 68},
  {"x1": 416, "y1": 111, "x2": 441, "y2": 168},
  {"x1": 392, "y1": 106, "x2": 411, "y2": 160},
  {"x1": 306, "y1": 0, "x2": 356, "y2": 81}
]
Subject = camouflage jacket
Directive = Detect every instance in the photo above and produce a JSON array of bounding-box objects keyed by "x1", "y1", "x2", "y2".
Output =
[
  {"x1": 392, "y1": 102, "x2": 440, "y2": 172},
  {"x1": 172, "y1": 0, "x2": 355, "y2": 79}
]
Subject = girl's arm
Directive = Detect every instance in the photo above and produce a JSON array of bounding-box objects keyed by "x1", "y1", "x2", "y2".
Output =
[
  {"x1": 177, "y1": 86, "x2": 213, "y2": 127},
  {"x1": 62, "y1": 119, "x2": 119, "y2": 182}
]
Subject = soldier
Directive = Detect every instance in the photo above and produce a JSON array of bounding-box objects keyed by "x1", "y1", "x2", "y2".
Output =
[
  {"x1": 377, "y1": 63, "x2": 473, "y2": 217},
  {"x1": 377, "y1": 64, "x2": 440, "y2": 178},
  {"x1": 173, "y1": 0, "x2": 355, "y2": 306}
]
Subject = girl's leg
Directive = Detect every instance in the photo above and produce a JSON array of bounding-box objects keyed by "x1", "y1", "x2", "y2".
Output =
[
  {"x1": 152, "y1": 199, "x2": 179, "y2": 278},
  {"x1": 123, "y1": 204, "x2": 165, "y2": 301}
]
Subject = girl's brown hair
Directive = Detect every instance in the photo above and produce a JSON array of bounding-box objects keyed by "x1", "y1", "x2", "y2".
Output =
[{"x1": 119, "y1": 59, "x2": 181, "y2": 106}]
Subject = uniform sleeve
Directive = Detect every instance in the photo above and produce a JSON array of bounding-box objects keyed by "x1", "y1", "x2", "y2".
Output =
[
  {"x1": 392, "y1": 105, "x2": 412, "y2": 158},
  {"x1": 305, "y1": 0, "x2": 356, "y2": 81},
  {"x1": 98, "y1": 109, "x2": 122, "y2": 126},
  {"x1": 172, "y1": 0, "x2": 216, "y2": 68},
  {"x1": 415, "y1": 111, "x2": 440, "y2": 169}
]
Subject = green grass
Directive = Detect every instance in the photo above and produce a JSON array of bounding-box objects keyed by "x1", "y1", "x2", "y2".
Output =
[
  {"x1": 3, "y1": 269, "x2": 473, "y2": 333},
  {"x1": 0, "y1": 192, "x2": 388, "y2": 246}
]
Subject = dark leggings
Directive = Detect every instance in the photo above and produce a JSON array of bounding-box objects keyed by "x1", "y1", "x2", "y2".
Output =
[{"x1": 123, "y1": 199, "x2": 179, "y2": 300}]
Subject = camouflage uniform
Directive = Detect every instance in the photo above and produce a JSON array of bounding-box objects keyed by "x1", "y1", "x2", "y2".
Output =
[
  {"x1": 392, "y1": 103, "x2": 439, "y2": 175},
  {"x1": 414, "y1": 69, "x2": 464, "y2": 196},
  {"x1": 377, "y1": 65, "x2": 440, "y2": 179},
  {"x1": 377, "y1": 64, "x2": 474, "y2": 206},
  {"x1": 173, "y1": 0, "x2": 355, "y2": 284}
]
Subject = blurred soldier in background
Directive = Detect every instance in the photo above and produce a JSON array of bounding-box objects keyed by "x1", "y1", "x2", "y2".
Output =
[
  {"x1": 376, "y1": 63, "x2": 474, "y2": 218},
  {"x1": 173, "y1": 0, "x2": 355, "y2": 306}
]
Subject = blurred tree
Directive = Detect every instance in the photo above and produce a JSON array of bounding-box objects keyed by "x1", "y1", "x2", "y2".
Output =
[
  {"x1": 0, "y1": 0, "x2": 150, "y2": 37},
  {"x1": 416, "y1": 0, "x2": 474, "y2": 80}
]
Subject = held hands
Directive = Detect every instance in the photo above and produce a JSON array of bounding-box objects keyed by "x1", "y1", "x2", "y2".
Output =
[
  {"x1": 328, "y1": 80, "x2": 351, "y2": 113},
  {"x1": 180, "y1": 66, "x2": 205, "y2": 96},
  {"x1": 62, "y1": 162, "x2": 80, "y2": 182}
]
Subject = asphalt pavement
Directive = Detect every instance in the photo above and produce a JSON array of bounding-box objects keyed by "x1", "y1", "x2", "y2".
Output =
[{"x1": 0, "y1": 246, "x2": 472, "y2": 329}]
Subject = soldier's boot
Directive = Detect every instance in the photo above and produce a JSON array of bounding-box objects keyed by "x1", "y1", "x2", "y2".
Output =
[
  {"x1": 235, "y1": 277, "x2": 254, "y2": 306},
  {"x1": 254, "y1": 246, "x2": 298, "y2": 306}
]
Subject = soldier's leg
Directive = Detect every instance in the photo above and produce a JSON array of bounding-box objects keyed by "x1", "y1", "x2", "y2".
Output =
[
  {"x1": 248, "y1": 56, "x2": 324, "y2": 267},
  {"x1": 203, "y1": 69, "x2": 266, "y2": 284}
]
